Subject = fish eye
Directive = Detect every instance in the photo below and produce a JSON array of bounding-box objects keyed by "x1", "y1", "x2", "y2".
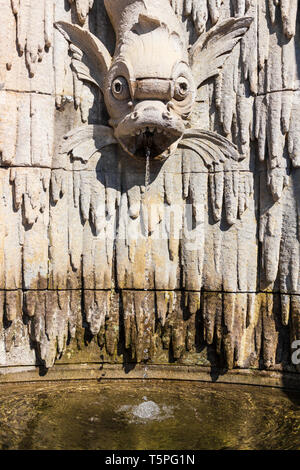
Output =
[
  {"x1": 174, "y1": 77, "x2": 190, "y2": 101},
  {"x1": 111, "y1": 76, "x2": 130, "y2": 100}
]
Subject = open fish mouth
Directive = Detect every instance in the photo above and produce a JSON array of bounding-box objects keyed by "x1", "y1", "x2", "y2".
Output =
[{"x1": 118, "y1": 126, "x2": 183, "y2": 160}]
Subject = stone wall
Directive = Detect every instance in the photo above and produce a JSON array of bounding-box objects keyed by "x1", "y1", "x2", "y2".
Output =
[{"x1": 0, "y1": 0, "x2": 299, "y2": 376}]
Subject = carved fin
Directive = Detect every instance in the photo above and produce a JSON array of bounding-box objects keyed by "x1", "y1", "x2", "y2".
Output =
[
  {"x1": 190, "y1": 17, "x2": 253, "y2": 88},
  {"x1": 60, "y1": 125, "x2": 117, "y2": 163},
  {"x1": 179, "y1": 129, "x2": 242, "y2": 168},
  {"x1": 54, "y1": 22, "x2": 112, "y2": 90}
]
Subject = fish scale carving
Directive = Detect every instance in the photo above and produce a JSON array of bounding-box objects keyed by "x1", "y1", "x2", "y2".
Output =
[{"x1": 0, "y1": 0, "x2": 299, "y2": 374}]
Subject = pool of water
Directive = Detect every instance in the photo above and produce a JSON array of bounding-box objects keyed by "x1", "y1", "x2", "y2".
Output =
[{"x1": 0, "y1": 380, "x2": 299, "y2": 450}]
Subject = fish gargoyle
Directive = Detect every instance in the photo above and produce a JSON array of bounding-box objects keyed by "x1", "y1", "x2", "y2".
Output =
[{"x1": 55, "y1": 0, "x2": 252, "y2": 167}]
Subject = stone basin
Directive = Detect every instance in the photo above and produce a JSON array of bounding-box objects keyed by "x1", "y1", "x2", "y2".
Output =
[{"x1": 0, "y1": 380, "x2": 299, "y2": 450}]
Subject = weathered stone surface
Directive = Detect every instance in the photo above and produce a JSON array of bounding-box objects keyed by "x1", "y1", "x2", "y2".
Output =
[{"x1": 0, "y1": 0, "x2": 299, "y2": 375}]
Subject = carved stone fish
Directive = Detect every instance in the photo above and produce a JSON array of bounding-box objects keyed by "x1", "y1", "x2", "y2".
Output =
[{"x1": 56, "y1": 0, "x2": 252, "y2": 165}]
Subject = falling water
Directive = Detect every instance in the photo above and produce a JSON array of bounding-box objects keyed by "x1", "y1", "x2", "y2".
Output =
[
  {"x1": 143, "y1": 146, "x2": 152, "y2": 378},
  {"x1": 145, "y1": 146, "x2": 151, "y2": 189}
]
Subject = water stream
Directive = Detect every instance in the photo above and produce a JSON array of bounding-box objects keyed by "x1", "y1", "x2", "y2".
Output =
[
  {"x1": 144, "y1": 146, "x2": 151, "y2": 190},
  {"x1": 143, "y1": 146, "x2": 152, "y2": 376}
]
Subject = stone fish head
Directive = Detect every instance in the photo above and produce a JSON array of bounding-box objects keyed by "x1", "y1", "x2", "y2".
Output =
[
  {"x1": 104, "y1": 22, "x2": 196, "y2": 161},
  {"x1": 55, "y1": 0, "x2": 252, "y2": 163},
  {"x1": 102, "y1": 0, "x2": 195, "y2": 160}
]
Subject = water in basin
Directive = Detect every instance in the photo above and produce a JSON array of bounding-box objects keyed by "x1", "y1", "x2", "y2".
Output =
[{"x1": 0, "y1": 380, "x2": 299, "y2": 450}]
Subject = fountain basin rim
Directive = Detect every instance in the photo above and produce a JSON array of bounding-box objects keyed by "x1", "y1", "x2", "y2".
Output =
[{"x1": 0, "y1": 364, "x2": 299, "y2": 391}]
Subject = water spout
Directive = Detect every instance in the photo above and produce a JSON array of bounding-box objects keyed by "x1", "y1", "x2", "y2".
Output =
[
  {"x1": 143, "y1": 144, "x2": 152, "y2": 372},
  {"x1": 145, "y1": 146, "x2": 151, "y2": 190}
]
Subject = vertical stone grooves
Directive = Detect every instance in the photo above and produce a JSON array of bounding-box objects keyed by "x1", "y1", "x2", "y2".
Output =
[
  {"x1": 0, "y1": 0, "x2": 299, "y2": 371},
  {"x1": 68, "y1": 0, "x2": 95, "y2": 26}
]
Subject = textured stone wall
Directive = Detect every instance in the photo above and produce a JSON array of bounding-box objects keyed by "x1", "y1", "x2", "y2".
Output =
[{"x1": 0, "y1": 0, "x2": 299, "y2": 374}]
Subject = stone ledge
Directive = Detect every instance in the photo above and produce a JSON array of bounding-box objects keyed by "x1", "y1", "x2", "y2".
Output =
[{"x1": 0, "y1": 363, "x2": 299, "y2": 391}]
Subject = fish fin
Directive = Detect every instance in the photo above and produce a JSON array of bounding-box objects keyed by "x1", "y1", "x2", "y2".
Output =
[
  {"x1": 179, "y1": 129, "x2": 242, "y2": 168},
  {"x1": 190, "y1": 17, "x2": 253, "y2": 88},
  {"x1": 55, "y1": 22, "x2": 112, "y2": 90},
  {"x1": 60, "y1": 125, "x2": 117, "y2": 163}
]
